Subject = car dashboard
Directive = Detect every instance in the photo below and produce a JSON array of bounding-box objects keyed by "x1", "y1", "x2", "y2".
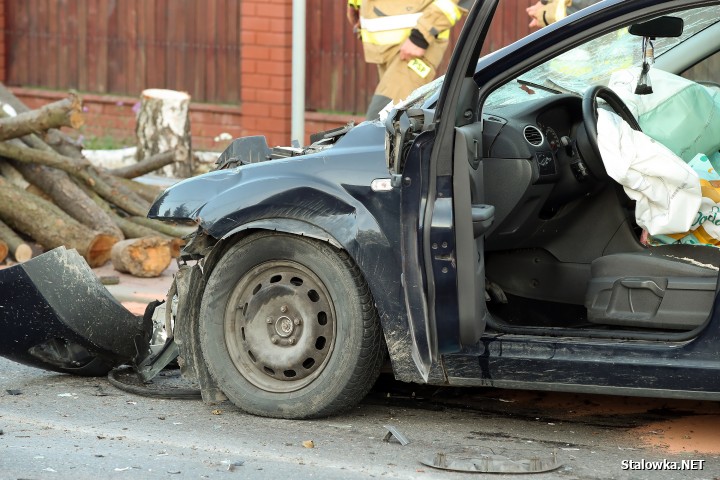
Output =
[{"x1": 479, "y1": 94, "x2": 608, "y2": 252}]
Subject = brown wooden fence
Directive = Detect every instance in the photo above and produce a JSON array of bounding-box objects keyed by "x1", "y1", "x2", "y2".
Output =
[
  {"x1": 3, "y1": 1, "x2": 532, "y2": 112},
  {"x1": 4, "y1": 0, "x2": 242, "y2": 104}
]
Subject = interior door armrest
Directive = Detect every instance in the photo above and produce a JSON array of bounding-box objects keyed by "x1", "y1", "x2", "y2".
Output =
[{"x1": 471, "y1": 204, "x2": 495, "y2": 237}]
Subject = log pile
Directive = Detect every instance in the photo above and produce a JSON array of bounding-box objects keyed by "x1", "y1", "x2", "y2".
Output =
[{"x1": 0, "y1": 85, "x2": 191, "y2": 275}]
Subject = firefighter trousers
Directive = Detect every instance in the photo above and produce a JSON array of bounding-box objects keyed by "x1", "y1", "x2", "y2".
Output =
[{"x1": 366, "y1": 53, "x2": 438, "y2": 120}]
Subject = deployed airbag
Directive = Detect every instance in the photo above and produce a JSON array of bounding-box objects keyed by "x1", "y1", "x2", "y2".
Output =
[
  {"x1": 596, "y1": 108, "x2": 701, "y2": 235},
  {"x1": 608, "y1": 68, "x2": 720, "y2": 162}
]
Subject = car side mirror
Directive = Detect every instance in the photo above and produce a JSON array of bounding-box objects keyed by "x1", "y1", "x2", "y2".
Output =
[{"x1": 629, "y1": 16, "x2": 684, "y2": 38}]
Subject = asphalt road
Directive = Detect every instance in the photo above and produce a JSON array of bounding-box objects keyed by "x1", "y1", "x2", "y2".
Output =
[
  {"x1": 1, "y1": 358, "x2": 719, "y2": 480},
  {"x1": 1, "y1": 264, "x2": 718, "y2": 479}
]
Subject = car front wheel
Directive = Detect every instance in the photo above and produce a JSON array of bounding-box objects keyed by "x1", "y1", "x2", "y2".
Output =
[{"x1": 199, "y1": 231, "x2": 385, "y2": 418}]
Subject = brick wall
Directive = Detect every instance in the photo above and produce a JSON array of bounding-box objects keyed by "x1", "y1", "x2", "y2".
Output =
[
  {"x1": 0, "y1": 0, "x2": 5, "y2": 82},
  {"x1": 10, "y1": 88, "x2": 359, "y2": 152},
  {"x1": 239, "y1": 0, "x2": 293, "y2": 147},
  {"x1": 11, "y1": 88, "x2": 244, "y2": 152},
  {"x1": 7, "y1": 0, "x2": 363, "y2": 152}
]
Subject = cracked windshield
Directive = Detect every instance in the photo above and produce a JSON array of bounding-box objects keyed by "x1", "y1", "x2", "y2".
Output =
[{"x1": 485, "y1": 6, "x2": 720, "y2": 108}]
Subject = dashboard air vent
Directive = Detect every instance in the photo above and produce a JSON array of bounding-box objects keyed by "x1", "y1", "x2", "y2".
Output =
[{"x1": 523, "y1": 125, "x2": 544, "y2": 146}]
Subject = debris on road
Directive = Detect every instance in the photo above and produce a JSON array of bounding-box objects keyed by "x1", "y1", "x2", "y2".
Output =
[
  {"x1": 302, "y1": 440, "x2": 315, "y2": 449},
  {"x1": 383, "y1": 425, "x2": 410, "y2": 446},
  {"x1": 221, "y1": 460, "x2": 245, "y2": 472},
  {"x1": 98, "y1": 275, "x2": 120, "y2": 285}
]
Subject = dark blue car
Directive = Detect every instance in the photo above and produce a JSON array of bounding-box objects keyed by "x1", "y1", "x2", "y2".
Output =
[{"x1": 4, "y1": 0, "x2": 720, "y2": 419}]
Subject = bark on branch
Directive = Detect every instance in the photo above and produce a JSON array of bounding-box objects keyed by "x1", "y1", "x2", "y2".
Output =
[
  {"x1": 13, "y1": 161, "x2": 124, "y2": 239},
  {"x1": 111, "y1": 236, "x2": 172, "y2": 277},
  {"x1": 0, "y1": 93, "x2": 84, "y2": 141},
  {"x1": 109, "y1": 151, "x2": 175, "y2": 179},
  {"x1": 0, "y1": 140, "x2": 150, "y2": 217},
  {"x1": 0, "y1": 176, "x2": 117, "y2": 267},
  {"x1": 77, "y1": 184, "x2": 183, "y2": 257},
  {"x1": 0, "y1": 218, "x2": 32, "y2": 262}
]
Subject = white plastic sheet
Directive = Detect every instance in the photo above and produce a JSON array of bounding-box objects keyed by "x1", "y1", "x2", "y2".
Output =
[{"x1": 596, "y1": 109, "x2": 702, "y2": 235}]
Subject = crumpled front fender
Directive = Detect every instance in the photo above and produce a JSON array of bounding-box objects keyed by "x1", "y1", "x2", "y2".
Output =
[{"x1": 0, "y1": 247, "x2": 151, "y2": 376}]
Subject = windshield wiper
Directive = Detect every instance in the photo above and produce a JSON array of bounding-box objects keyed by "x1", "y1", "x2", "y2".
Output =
[{"x1": 516, "y1": 78, "x2": 564, "y2": 95}]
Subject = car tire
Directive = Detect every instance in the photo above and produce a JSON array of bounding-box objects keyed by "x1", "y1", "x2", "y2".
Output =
[{"x1": 199, "y1": 231, "x2": 385, "y2": 419}]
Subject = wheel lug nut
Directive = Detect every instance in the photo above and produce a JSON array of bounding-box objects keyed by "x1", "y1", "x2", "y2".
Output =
[
  {"x1": 294, "y1": 318, "x2": 301, "y2": 326},
  {"x1": 289, "y1": 338, "x2": 295, "y2": 345},
  {"x1": 280, "y1": 305, "x2": 288, "y2": 313},
  {"x1": 266, "y1": 317, "x2": 273, "y2": 324},
  {"x1": 271, "y1": 336, "x2": 278, "y2": 344}
]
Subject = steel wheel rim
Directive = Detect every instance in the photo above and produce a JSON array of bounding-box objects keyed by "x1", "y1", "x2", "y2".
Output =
[{"x1": 224, "y1": 260, "x2": 337, "y2": 393}]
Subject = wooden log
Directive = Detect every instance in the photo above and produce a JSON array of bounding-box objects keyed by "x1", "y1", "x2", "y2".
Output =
[
  {"x1": 93, "y1": 169, "x2": 152, "y2": 216},
  {"x1": 0, "y1": 110, "x2": 136, "y2": 235},
  {"x1": 0, "y1": 85, "x2": 141, "y2": 219},
  {"x1": 0, "y1": 158, "x2": 30, "y2": 189},
  {"x1": 0, "y1": 218, "x2": 32, "y2": 262},
  {"x1": 127, "y1": 216, "x2": 195, "y2": 238},
  {"x1": 136, "y1": 89, "x2": 193, "y2": 177},
  {"x1": 75, "y1": 183, "x2": 183, "y2": 258},
  {"x1": 0, "y1": 240, "x2": 8, "y2": 263},
  {"x1": 0, "y1": 138, "x2": 88, "y2": 173},
  {"x1": 0, "y1": 140, "x2": 151, "y2": 217},
  {"x1": 12, "y1": 161, "x2": 124, "y2": 239},
  {"x1": 25, "y1": 184, "x2": 53, "y2": 201},
  {"x1": 115, "y1": 177, "x2": 165, "y2": 203},
  {"x1": 0, "y1": 84, "x2": 83, "y2": 159},
  {"x1": 113, "y1": 215, "x2": 184, "y2": 258},
  {"x1": 110, "y1": 236, "x2": 172, "y2": 277},
  {"x1": 0, "y1": 93, "x2": 83, "y2": 141},
  {"x1": 0, "y1": 176, "x2": 118, "y2": 267},
  {"x1": 109, "y1": 150, "x2": 175, "y2": 179},
  {"x1": 0, "y1": 87, "x2": 148, "y2": 217},
  {"x1": 0, "y1": 103, "x2": 82, "y2": 161}
]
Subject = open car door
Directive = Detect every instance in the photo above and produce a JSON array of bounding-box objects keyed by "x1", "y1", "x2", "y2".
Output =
[{"x1": 390, "y1": 0, "x2": 499, "y2": 380}]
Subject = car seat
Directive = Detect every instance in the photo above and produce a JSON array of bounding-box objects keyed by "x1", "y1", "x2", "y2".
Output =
[{"x1": 585, "y1": 244, "x2": 719, "y2": 330}]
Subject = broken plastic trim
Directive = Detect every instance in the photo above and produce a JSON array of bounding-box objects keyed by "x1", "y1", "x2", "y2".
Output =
[
  {"x1": 383, "y1": 425, "x2": 411, "y2": 446},
  {"x1": 0, "y1": 247, "x2": 151, "y2": 376}
]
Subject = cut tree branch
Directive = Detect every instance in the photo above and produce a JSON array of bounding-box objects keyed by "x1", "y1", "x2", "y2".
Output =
[
  {"x1": 0, "y1": 92, "x2": 83, "y2": 141},
  {"x1": 0, "y1": 176, "x2": 117, "y2": 266},
  {"x1": 77, "y1": 184, "x2": 183, "y2": 257},
  {"x1": 109, "y1": 150, "x2": 175, "y2": 178},
  {"x1": 0, "y1": 218, "x2": 32, "y2": 262},
  {"x1": 127, "y1": 216, "x2": 195, "y2": 238},
  {"x1": 0, "y1": 140, "x2": 150, "y2": 217},
  {"x1": 12, "y1": 161, "x2": 124, "y2": 239},
  {"x1": 115, "y1": 176, "x2": 165, "y2": 203}
]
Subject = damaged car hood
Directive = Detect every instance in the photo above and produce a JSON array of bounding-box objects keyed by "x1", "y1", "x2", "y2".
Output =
[{"x1": 148, "y1": 122, "x2": 388, "y2": 240}]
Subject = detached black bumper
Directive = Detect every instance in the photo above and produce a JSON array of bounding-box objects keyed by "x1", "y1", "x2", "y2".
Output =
[{"x1": 0, "y1": 247, "x2": 151, "y2": 376}]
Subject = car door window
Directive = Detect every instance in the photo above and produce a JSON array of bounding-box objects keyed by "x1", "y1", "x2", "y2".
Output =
[{"x1": 682, "y1": 50, "x2": 720, "y2": 90}]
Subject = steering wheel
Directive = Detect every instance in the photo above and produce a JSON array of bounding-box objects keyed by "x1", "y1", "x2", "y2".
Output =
[{"x1": 578, "y1": 85, "x2": 642, "y2": 180}]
